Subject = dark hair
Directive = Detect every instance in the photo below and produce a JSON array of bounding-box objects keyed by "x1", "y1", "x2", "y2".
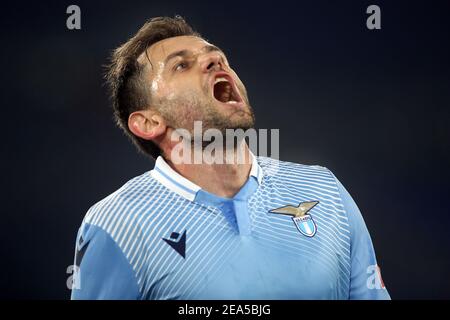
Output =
[{"x1": 105, "y1": 16, "x2": 201, "y2": 159}]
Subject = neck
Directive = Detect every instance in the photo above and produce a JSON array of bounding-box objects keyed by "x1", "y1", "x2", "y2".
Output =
[{"x1": 165, "y1": 143, "x2": 253, "y2": 198}]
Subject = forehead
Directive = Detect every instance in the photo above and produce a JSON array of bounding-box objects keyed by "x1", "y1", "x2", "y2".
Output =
[{"x1": 144, "y1": 35, "x2": 215, "y2": 65}]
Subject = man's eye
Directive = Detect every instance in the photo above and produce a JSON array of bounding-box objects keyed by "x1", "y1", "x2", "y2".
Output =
[{"x1": 175, "y1": 62, "x2": 188, "y2": 71}]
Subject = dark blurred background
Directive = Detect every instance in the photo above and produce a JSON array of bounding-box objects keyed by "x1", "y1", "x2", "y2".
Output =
[{"x1": 0, "y1": 0, "x2": 449, "y2": 299}]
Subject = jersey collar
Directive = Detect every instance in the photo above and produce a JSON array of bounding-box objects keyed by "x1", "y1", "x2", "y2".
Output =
[{"x1": 150, "y1": 152, "x2": 263, "y2": 202}]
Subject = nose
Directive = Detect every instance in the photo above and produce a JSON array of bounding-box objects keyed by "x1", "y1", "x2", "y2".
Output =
[{"x1": 199, "y1": 51, "x2": 223, "y2": 73}]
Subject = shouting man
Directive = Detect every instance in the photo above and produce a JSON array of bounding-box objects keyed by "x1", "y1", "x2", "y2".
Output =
[{"x1": 71, "y1": 16, "x2": 390, "y2": 300}]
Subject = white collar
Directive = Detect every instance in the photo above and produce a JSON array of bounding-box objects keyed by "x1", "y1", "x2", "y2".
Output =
[{"x1": 150, "y1": 152, "x2": 263, "y2": 201}]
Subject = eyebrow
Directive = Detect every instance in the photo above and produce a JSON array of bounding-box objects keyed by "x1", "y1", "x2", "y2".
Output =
[{"x1": 163, "y1": 44, "x2": 225, "y2": 65}]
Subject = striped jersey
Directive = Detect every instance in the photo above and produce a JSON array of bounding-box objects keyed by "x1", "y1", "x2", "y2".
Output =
[{"x1": 71, "y1": 154, "x2": 390, "y2": 299}]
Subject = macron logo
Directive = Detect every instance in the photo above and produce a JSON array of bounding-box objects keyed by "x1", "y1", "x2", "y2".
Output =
[{"x1": 163, "y1": 230, "x2": 186, "y2": 259}]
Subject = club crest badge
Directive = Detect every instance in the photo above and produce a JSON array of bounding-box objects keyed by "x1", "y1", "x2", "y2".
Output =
[{"x1": 269, "y1": 201, "x2": 319, "y2": 237}]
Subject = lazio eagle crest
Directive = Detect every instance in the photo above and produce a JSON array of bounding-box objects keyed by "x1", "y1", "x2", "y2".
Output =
[{"x1": 269, "y1": 201, "x2": 319, "y2": 237}]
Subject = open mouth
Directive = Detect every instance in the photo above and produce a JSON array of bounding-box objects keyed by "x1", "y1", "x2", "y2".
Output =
[{"x1": 212, "y1": 74, "x2": 243, "y2": 105}]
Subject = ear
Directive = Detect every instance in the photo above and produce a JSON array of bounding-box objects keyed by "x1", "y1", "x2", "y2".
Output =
[{"x1": 128, "y1": 109, "x2": 166, "y2": 141}]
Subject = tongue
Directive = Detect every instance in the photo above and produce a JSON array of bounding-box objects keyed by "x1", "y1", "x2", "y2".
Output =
[
  {"x1": 214, "y1": 82, "x2": 232, "y2": 102},
  {"x1": 220, "y1": 92, "x2": 231, "y2": 102}
]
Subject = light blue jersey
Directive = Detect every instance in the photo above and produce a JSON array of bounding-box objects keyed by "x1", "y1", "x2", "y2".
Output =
[{"x1": 71, "y1": 155, "x2": 390, "y2": 300}]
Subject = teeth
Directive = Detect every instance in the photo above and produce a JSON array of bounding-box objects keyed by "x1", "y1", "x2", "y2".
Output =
[
  {"x1": 226, "y1": 100, "x2": 238, "y2": 104},
  {"x1": 214, "y1": 77, "x2": 228, "y2": 84}
]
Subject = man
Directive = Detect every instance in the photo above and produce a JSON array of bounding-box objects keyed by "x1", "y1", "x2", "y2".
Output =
[{"x1": 71, "y1": 16, "x2": 390, "y2": 300}]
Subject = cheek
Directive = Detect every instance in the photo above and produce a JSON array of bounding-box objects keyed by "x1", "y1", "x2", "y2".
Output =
[
  {"x1": 149, "y1": 64, "x2": 180, "y2": 101},
  {"x1": 151, "y1": 73, "x2": 205, "y2": 105},
  {"x1": 166, "y1": 81, "x2": 203, "y2": 102},
  {"x1": 151, "y1": 80, "x2": 178, "y2": 102},
  {"x1": 165, "y1": 88, "x2": 177, "y2": 101}
]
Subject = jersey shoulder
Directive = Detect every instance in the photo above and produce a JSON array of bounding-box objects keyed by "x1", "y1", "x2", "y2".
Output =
[
  {"x1": 77, "y1": 169, "x2": 193, "y2": 256},
  {"x1": 81, "y1": 171, "x2": 155, "y2": 226},
  {"x1": 256, "y1": 156, "x2": 336, "y2": 184},
  {"x1": 78, "y1": 170, "x2": 178, "y2": 245}
]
